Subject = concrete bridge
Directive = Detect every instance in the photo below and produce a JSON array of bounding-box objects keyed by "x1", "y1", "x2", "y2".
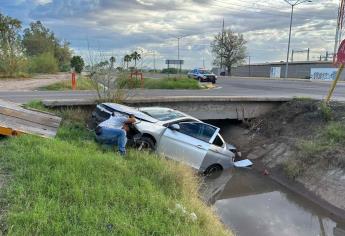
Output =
[{"x1": 42, "y1": 96, "x2": 292, "y2": 120}]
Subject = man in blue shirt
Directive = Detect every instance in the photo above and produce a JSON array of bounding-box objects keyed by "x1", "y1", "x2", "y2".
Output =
[{"x1": 95, "y1": 113, "x2": 136, "y2": 155}]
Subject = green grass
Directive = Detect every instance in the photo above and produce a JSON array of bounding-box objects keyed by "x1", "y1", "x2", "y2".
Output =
[
  {"x1": 0, "y1": 107, "x2": 230, "y2": 235},
  {"x1": 284, "y1": 121, "x2": 345, "y2": 179},
  {"x1": 141, "y1": 77, "x2": 201, "y2": 90},
  {"x1": 39, "y1": 76, "x2": 95, "y2": 91},
  {"x1": 40, "y1": 76, "x2": 202, "y2": 91}
]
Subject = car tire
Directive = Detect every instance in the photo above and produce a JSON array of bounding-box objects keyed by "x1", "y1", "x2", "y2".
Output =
[
  {"x1": 204, "y1": 164, "x2": 223, "y2": 176},
  {"x1": 137, "y1": 136, "x2": 155, "y2": 151},
  {"x1": 212, "y1": 80, "x2": 216, "y2": 84}
]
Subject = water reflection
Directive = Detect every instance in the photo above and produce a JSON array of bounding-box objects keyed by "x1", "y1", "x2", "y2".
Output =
[{"x1": 202, "y1": 169, "x2": 345, "y2": 236}]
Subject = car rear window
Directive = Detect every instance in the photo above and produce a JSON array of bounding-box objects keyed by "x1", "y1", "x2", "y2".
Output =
[{"x1": 140, "y1": 108, "x2": 185, "y2": 121}]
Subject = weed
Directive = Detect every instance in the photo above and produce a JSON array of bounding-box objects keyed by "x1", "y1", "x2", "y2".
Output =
[
  {"x1": 292, "y1": 97, "x2": 313, "y2": 102},
  {"x1": 39, "y1": 76, "x2": 94, "y2": 91},
  {"x1": 40, "y1": 76, "x2": 202, "y2": 91},
  {"x1": 320, "y1": 103, "x2": 333, "y2": 122},
  {"x1": 283, "y1": 159, "x2": 304, "y2": 179},
  {"x1": 323, "y1": 122, "x2": 345, "y2": 144}
]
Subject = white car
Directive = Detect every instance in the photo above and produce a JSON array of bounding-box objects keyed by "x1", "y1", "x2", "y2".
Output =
[{"x1": 92, "y1": 103, "x2": 251, "y2": 174}]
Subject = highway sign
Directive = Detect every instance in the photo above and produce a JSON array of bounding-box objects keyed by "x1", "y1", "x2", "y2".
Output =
[{"x1": 165, "y1": 60, "x2": 184, "y2": 65}]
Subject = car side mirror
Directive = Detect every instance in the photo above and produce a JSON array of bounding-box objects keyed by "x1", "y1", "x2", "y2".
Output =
[{"x1": 169, "y1": 124, "x2": 180, "y2": 131}]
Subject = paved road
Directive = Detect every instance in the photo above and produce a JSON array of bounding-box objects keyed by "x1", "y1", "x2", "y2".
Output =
[{"x1": 1, "y1": 77, "x2": 345, "y2": 104}]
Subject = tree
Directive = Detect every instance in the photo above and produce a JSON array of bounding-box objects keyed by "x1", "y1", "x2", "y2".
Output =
[
  {"x1": 109, "y1": 56, "x2": 116, "y2": 69},
  {"x1": 22, "y1": 21, "x2": 71, "y2": 71},
  {"x1": 70, "y1": 56, "x2": 84, "y2": 73},
  {"x1": 130, "y1": 51, "x2": 141, "y2": 69},
  {"x1": 96, "y1": 60, "x2": 109, "y2": 69},
  {"x1": 211, "y1": 29, "x2": 246, "y2": 75},
  {"x1": 22, "y1": 21, "x2": 56, "y2": 56},
  {"x1": 0, "y1": 13, "x2": 25, "y2": 76},
  {"x1": 124, "y1": 54, "x2": 131, "y2": 69},
  {"x1": 55, "y1": 41, "x2": 72, "y2": 71}
]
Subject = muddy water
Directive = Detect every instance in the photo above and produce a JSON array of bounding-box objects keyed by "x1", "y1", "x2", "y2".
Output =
[{"x1": 203, "y1": 169, "x2": 345, "y2": 236}]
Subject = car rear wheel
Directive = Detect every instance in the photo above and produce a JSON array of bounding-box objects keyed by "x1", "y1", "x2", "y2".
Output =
[
  {"x1": 212, "y1": 80, "x2": 216, "y2": 84},
  {"x1": 137, "y1": 136, "x2": 155, "y2": 151},
  {"x1": 204, "y1": 164, "x2": 223, "y2": 176}
]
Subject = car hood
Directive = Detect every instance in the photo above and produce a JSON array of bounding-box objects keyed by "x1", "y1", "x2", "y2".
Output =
[{"x1": 103, "y1": 103, "x2": 158, "y2": 123}]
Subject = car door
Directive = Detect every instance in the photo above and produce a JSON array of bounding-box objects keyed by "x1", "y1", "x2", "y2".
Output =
[{"x1": 157, "y1": 122, "x2": 220, "y2": 170}]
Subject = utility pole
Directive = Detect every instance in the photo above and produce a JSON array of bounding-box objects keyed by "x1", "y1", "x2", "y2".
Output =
[
  {"x1": 291, "y1": 48, "x2": 310, "y2": 61},
  {"x1": 307, "y1": 48, "x2": 310, "y2": 61},
  {"x1": 175, "y1": 35, "x2": 189, "y2": 73},
  {"x1": 153, "y1": 51, "x2": 156, "y2": 71},
  {"x1": 283, "y1": 0, "x2": 312, "y2": 79}
]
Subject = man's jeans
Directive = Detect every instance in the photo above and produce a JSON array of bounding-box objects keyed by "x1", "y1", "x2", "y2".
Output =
[{"x1": 96, "y1": 127, "x2": 127, "y2": 153}]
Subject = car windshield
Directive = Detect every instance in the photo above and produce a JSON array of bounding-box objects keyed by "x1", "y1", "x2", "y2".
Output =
[
  {"x1": 199, "y1": 70, "x2": 211, "y2": 74},
  {"x1": 140, "y1": 108, "x2": 185, "y2": 121}
]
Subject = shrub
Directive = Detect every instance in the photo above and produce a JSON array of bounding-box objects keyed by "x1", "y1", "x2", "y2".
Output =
[
  {"x1": 70, "y1": 56, "x2": 84, "y2": 73},
  {"x1": 323, "y1": 122, "x2": 345, "y2": 144},
  {"x1": 29, "y1": 52, "x2": 59, "y2": 74},
  {"x1": 162, "y1": 68, "x2": 179, "y2": 74},
  {"x1": 283, "y1": 159, "x2": 304, "y2": 179},
  {"x1": 320, "y1": 103, "x2": 333, "y2": 122}
]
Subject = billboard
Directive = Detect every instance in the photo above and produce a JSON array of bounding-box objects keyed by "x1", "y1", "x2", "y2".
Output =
[
  {"x1": 270, "y1": 67, "x2": 281, "y2": 78},
  {"x1": 165, "y1": 60, "x2": 184, "y2": 65},
  {"x1": 310, "y1": 68, "x2": 337, "y2": 81}
]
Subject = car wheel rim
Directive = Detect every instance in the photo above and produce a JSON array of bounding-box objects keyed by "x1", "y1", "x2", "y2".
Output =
[{"x1": 138, "y1": 141, "x2": 151, "y2": 151}]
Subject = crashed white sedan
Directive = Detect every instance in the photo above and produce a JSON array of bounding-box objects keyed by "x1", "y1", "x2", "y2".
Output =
[{"x1": 92, "y1": 103, "x2": 252, "y2": 174}]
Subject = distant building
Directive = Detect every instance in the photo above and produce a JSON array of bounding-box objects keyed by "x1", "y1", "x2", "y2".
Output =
[
  {"x1": 230, "y1": 61, "x2": 344, "y2": 80},
  {"x1": 211, "y1": 61, "x2": 343, "y2": 80}
]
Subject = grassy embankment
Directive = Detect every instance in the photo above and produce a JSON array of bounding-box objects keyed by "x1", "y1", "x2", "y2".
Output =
[
  {"x1": 39, "y1": 75, "x2": 96, "y2": 91},
  {"x1": 0, "y1": 101, "x2": 230, "y2": 235},
  {"x1": 278, "y1": 101, "x2": 345, "y2": 179},
  {"x1": 39, "y1": 76, "x2": 202, "y2": 90}
]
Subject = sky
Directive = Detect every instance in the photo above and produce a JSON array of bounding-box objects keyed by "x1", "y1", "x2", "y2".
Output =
[{"x1": 0, "y1": 0, "x2": 340, "y2": 69}]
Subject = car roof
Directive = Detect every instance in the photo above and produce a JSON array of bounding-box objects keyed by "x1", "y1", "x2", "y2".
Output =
[{"x1": 102, "y1": 103, "x2": 158, "y2": 123}]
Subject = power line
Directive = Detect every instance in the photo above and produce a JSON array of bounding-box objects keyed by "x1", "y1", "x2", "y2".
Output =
[{"x1": 209, "y1": 0, "x2": 336, "y2": 19}]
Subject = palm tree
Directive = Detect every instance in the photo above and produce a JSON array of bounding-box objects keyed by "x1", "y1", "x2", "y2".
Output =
[
  {"x1": 109, "y1": 56, "x2": 116, "y2": 69},
  {"x1": 124, "y1": 54, "x2": 131, "y2": 69},
  {"x1": 131, "y1": 51, "x2": 141, "y2": 69}
]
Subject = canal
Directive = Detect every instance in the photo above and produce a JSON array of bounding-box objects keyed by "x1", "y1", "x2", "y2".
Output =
[{"x1": 202, "y1": 168, "x2": 345, "y2": 236}]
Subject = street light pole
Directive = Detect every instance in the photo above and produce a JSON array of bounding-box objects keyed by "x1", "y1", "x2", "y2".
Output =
[
  {"x1": 177, "y1": 36, "x2": 184, "y2": 73},
  {"x1": 283, "y1": 0, "x2": 312, "y2": 79},
  {"x1": 285, "y1": 4, "x2": 294, "y2": 79}
]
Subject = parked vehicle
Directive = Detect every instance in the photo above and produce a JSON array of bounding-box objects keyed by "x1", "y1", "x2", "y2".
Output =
[
  {"x1": 92, "y1": 103, "x2": 252, "y2": 174},
  {"x1": 187, "y1": 68, "x2": 217, "y2": 84}
]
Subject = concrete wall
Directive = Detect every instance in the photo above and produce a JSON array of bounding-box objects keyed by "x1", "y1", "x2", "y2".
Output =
[
  {"x1": 231, "y1": 61, "x2": 344, "y2": 79},
  {"x1": 43, "y1": 96, "x2": 290, "y2": 120}
]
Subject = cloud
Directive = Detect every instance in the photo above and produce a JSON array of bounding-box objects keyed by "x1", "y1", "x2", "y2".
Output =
[
  {"x1": 33, "y1": 0, "x2": 52, "y2": 5},
  {"x1": 0, "y1": 0, "x2": 340, "y2": 68}
]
